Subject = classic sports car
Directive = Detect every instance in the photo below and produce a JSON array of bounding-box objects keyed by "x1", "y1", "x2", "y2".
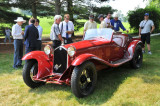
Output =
[{"x1": 22, "y1": 28, "x2": 143, "y2": 98}]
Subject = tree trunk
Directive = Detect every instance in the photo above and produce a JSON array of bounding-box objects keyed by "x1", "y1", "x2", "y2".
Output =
[
  {"x1": 67, "y1": 0, "x2": 74, "y2": 22},
  {"x1": 55, "y1": 0, "x2": 61, "y2": 15},
  {"x1": 31, "y1": 0, "x2": 37, "y2": 19},
  {"x1": 67, "y1": 0, "x2": 75, "y2": 36}
]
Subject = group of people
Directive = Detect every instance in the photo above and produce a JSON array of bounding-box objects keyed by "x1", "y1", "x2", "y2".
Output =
[
  {"x1": 11, "y1": 12, "x2": 155, "y2": 69},
  {"x1": 12, "y1": 17, "x2": 43, "y2": 69},
  {"x1": 83, "y1": 13, "x2": 129, "y2": 34},
  {"x1": 51, "y1": 13, "x2": 129, "y2": 49},
  {"x1": 50, "y1": 14, "x2": 74, "y2": 49},
  {"x1": 83, "y1": 12, "x2": 155, "y2": 55}
]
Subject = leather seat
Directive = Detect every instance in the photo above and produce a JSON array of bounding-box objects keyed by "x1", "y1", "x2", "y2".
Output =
[{"x1": 113, "y1": 35, "x2": 126, "y2": 47}]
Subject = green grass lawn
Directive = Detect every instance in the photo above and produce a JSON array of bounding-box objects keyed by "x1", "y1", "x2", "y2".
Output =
[{"x1": 0, "y1": 35, "x2": 160, "y2": 105}]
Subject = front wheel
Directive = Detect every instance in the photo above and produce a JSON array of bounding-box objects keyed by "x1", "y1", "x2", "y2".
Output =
[
  {"x1": 71, "y1": 61, "x2": 97, "y2": 98},
  {"x1": 130, "y1": 45, "x2": 143, "y2": 69},
  {"x1": 23, "y1": 60, "x2": 45, "y2": 88}
]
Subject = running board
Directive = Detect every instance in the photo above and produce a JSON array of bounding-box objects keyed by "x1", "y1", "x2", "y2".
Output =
[{"x1": 111, "y1": 58, "x2": 131, "y2": 66}]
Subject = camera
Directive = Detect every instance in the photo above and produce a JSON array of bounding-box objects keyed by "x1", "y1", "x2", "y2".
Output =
[{"x1": 141, "y1": 27, "x2": 144, "y2": 29}]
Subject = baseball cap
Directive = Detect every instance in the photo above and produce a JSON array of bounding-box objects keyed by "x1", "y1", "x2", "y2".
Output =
[
  {"x1": 89, "y1": 15, "x2": 94, "y2": 19},
  {"x1": 98, "y1": 14, "x2": 104, "y2": 19},
  {"x1": 144, "y1": 13, "x2": 149, "y2": 16}
]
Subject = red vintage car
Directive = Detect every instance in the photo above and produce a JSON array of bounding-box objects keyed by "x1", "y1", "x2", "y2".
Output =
[{"x1": 22, "y1": 28, "x2": 143, "y2": 98}]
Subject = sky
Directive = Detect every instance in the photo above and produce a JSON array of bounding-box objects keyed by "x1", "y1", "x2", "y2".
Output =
[{"x1": 101, "y1": 0, "x2": 148, "y2": 16}]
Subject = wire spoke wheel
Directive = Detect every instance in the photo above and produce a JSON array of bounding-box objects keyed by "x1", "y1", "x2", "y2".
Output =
[
  {"x1": 71, "y1": 61, "x2": 97, "y2": 98},
  {"x1": 30, "y1": 63, "x2": 38, "y2": 82},
  {"x1": 23, "y1": 60, "x2": 45, "y2": 88},
  {"x1": 79, "y1": 69, "x2": 93, "y2": 93},
  {"x1": 130, "y1": 45, "x2": 143, "y2": 69}
]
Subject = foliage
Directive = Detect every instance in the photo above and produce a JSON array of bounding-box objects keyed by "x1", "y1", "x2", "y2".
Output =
[
  {"x1": 0, "y1": 0, "x2": 54, "y2": 18},
  {"x1": 146, "y1": 0, "x2": 160, "y2": 8},
  {"x1": 0, "y1": 35, "x2": 160, "y2": 105},
  {"x1": 92, "y1": 6, "x2": 117, "y2": 23},
  {"x1": 0, "y1": 5, "x2": 29, "y2": 36},
  {"x1": 128, "y1": 7, "x2": 160, "y2": 33}
]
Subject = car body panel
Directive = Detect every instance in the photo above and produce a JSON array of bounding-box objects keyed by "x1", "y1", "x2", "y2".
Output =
[{"x1": 22, "y1": 51, "x2": 53, "y2": 79}]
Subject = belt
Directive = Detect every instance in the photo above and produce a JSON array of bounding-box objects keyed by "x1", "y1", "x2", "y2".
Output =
[
  {"x1": 63, "y1": 37, "x2": 71, "y2": 39},
  {"x1": 14, "y1": 39, "x2": 23, "y2": 40}
]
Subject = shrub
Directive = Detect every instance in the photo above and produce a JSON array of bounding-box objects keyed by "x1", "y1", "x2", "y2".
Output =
[{"x1": 128, "y1": 7, "x2": 160, "y2": 33}]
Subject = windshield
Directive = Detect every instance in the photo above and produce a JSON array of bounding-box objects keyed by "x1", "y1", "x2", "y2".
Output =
[{"x1": 84, "y1": 28, "x2": 113, "y2": 41}]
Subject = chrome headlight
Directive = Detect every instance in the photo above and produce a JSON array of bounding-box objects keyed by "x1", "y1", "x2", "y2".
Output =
[
  {"x1": 67, "y1": 46, "x2": 76, "y2": 57},
  {"x1": 44, "y1": 45, "x2": 52, "y2": 55}
]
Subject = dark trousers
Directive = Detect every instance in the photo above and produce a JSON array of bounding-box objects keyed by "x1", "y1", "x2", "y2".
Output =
[
  {"x1": 25, "y1": 47, "x2": 37, "y2": 54},
  {"x1": 52, "y1": 40, "x2": 61, "y2": 49},
  {"x1": 36, "y1": 40, "x2": 42, "y2": 50},
  {"x1": 63, "y1": 37, "x2": 73, "y2": 44},
  {"x1": 13, "y1": 39, "x2": 23, "y2": 68},
  {"x1": 141, "y1": 32, "x2": 151, "y2": 47}
]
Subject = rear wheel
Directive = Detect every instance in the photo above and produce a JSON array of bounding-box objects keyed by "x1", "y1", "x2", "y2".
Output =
[
  {"x1": 130, "y1": 45, "x2": 143, "y2": 69},
  {"x1": 23, "y1": 60, "x2": 45, "y2": 88},
  {"x1": 71, "y1": 61, "x2": 97, "y2": 98}
]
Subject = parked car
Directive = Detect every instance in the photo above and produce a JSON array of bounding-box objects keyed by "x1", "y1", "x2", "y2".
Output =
[{"x1": 22, "y1": 28, "x2": 143, "y2": 98}]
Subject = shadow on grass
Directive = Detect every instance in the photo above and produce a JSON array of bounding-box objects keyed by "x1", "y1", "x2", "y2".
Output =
[{"x1": 28, "y1": 63, "x2": 140, "y2": 105}]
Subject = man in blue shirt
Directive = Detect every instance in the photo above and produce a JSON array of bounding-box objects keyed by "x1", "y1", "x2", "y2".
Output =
[{"x1": 111, "y1": 14, "x2": 128, "y2": 32}]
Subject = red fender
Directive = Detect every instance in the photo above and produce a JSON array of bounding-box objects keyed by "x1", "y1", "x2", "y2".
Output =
[
  {"x1": 126, "y1": 40, "x2": 143, "y2": 59},
  {"x1": 71, "y1": 53, "x2": 120, "y2": 67},
  {"x1": 22, "y1": 51, "x2": 53, "y2": 79}
]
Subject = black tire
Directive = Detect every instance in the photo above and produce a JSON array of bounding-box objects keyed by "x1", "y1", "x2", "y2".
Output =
[
  {"x1": 71, "y1": 61, "x2": 97, "y2": 98},
  {"x1": 23, "y1": 60, "x2": 45, "y2": 88},
  {"x1": 130, "y1": 45, "x2": 143, "y2": 69}
]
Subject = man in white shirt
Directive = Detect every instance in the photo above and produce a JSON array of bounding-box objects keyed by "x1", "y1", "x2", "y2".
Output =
[
  {"x1": 12, "y1": 17, "x2": 26, "y2": 69},
  {"x1": 104, "y1": 13, "x2": 112, "y2": 28},
  {"x1": 84, "y1": 15, "x2": 97, "y2": 36},
  {"x1": 59, "y1": 14, "x2": 74, "y2": 44},
  {"x1": 139, "y1": 13, "x2": 155, "y2": 55},
  {"x1": 35, "y1": 19, "x2": 43, "y2": 50},
  {"x1": 4, "y1": 27, "x2": 11, "y2": 43}
]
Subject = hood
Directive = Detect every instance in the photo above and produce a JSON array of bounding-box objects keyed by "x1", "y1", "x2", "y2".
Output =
[{"x1": 63, "y1": 38, "x2": 110, "y2": 50}]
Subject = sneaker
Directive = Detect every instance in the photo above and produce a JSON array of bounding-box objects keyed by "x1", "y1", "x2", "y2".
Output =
[
  {"x1": 148, "y1": 51, "x2": 152, "y2": 55},
  {"x1": 142, "y1": 50, "x2": 145, "y2": 54}
]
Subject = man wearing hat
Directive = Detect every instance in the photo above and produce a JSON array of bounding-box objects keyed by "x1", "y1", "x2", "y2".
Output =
[
  {"x1": 83, "y1": 15, "x2": 97, "y2": 36},
  {"x1": 110, "y1": 14, "x2": 128, "y2": 32},
  {"x1": 139, "y1": 13, "x2": 155, "y2": 55},
  {"x1": 12, "y1": 17, "x2": 26, "y2": 69},
  {"x1": 98, "y1": 14, "x2": 107, "y2": 28}
]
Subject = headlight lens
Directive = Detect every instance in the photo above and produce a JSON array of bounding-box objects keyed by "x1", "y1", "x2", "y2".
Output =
[
  {"x1": 67, "y1": 46, "x2": 76, "y2": 57},
  {"x1": 44, "y1": 45, "x2": 51, "y2": 55}
]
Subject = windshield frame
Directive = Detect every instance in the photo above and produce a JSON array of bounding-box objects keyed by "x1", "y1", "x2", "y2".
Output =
[{"x1": 84, "y1": 28, "x2": 113, "y2": 41}]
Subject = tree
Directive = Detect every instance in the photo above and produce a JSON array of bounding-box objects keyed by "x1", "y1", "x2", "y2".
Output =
[
  {"x1": 90, "y1": 6, "x2": 117, "y2": 23},
  {"x1": 55, "y1": 0, "x2": 61, "y2": 15},
  {"x1": 147, "y1": 0, "x2": 160, "y2": 8},
  {"x1": 0, "y1": 0, "x2": 54, "y2": 18}
]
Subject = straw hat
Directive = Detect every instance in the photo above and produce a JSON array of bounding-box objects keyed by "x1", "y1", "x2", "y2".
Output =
[{"x1": 14, "y1": 17, "x2": 26, "y2": 23}]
